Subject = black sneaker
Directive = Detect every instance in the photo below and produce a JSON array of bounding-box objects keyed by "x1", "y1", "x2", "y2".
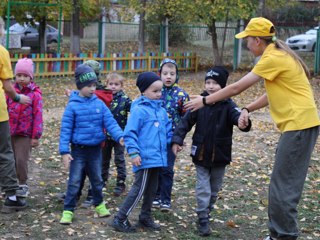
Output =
[
  {"x1": 1, "y1": 197, "x2": 28, "y2": 213},
  {"x1": 112, "y1": 216, "x2": 136, "y2": 232},
  {"x1": 160, "y1": 202, "x2": 171, "y2": 212},
  {"x1": 138, "y1": 217, "x2": 161, "y2": 231},
  {"x1": 113, "y1": 182, "x2": 126, "y2": 197},
  {"x1": 198, "y1": 218, "x2": 211, "y2": 237},
  {"x1": 152, "y1": 199, "x2": 161, "y2": 209}
]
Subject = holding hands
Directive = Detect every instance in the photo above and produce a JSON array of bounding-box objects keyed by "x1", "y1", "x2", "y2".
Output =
[{"x1": 238, "y1": 108, "x2": 250, "y2": 129}]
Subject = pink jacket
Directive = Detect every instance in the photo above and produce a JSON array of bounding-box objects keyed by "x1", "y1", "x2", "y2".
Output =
[{"x1": 7, "y1": 82, "x2": 43, "y2": 139}]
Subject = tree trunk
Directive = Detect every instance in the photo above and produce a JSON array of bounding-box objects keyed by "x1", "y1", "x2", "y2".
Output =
[
  {"x1": 71, "y1": 0, "x2": 81, "y2": 54},
  {"x1": 208, "y1": 19, "x2": 223, "y2": 65},
  {"x1": 258, "y1": 0, "x2": 265, "y2": 16},
  {"x1": 39, "y1": 16, "x2": 47, "y2": 54},
  {"x1": 138, "y1": 0, "x2": 147, "y2": 53},
  {"x1": 220, "y1": 11, "x2": 229, "y2": 62}
]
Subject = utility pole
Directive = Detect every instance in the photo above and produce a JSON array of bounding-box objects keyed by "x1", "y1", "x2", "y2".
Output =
[{"x1": 101, "y1": 7, "x2": 106, "y2": 54}]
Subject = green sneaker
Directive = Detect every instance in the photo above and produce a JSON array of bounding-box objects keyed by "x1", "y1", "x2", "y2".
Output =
[
  {"x1": 95, "y1": 202, "x2": 111, "y2": 218},
  {"x1": 60, "y1": 210, "x2": 73, "y2": 225}
]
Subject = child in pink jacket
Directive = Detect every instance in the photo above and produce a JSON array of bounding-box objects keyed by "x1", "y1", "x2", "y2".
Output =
[{"x1": 6, "y1": 58, "x2": 43, "y2": 197}]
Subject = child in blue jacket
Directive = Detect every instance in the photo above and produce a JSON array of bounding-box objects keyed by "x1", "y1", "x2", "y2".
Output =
[
  {"x1": 59, "y1": 64, "x2": 123, "y2": 225},
  {"x1": 112, "y1": 72, "x2": 172, "y2": 233}
]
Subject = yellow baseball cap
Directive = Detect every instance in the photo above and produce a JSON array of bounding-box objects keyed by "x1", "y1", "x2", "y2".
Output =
[{"x1": 235, "y1": 17, "x2": 275, "y2": 39}]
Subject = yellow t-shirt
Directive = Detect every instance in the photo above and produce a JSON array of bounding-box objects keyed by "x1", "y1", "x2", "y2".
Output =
[
  {"x1": 0, "y1": 45, "x2": 14, "y2": 122},
  {"x1": 252, "y1": 44, "x2": 320, "y2": 132}
]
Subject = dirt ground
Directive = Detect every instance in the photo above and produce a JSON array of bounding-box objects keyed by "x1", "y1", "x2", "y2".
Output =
[{"x1": 0, "y1": 71, "x2": 319, "y2": 240}]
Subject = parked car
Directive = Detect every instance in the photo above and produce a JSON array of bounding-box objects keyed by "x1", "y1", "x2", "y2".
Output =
[
  {"x1": 9, "y1": 22, "x2": 62, "y2": 48},
  {"x1": 285, "y1": 27, "x2": 319, "y2": 52}
]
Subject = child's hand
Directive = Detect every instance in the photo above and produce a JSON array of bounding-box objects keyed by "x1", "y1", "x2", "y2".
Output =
[
  {"x1": 31, "y1": 139, "x2": 39, "y2": 147},
  {"x1": 172, "y1": 143, "x2": 182, "y2": 156},
  {"x1": 119, "y1": 137, "x2": 124, "y2": 146},
  {"x1": 65, "y1": 89, "x2": 71, "y2": 97},
  {"x1": 131, "y1": 155, "x2": 141, "y2": 166},
  {"x1": 238, "y1": 109, "x2": 250, "y2": 129},
  {"x1": 62, "y1": 154, "x2": 73, "y2": 169}
]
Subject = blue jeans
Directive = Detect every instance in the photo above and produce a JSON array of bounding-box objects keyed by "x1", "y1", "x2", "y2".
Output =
[
  {"x1": 64, "y1": 144, "x2": 104, "y2": 211},
  {"x1": 156, "y1": 147, "x2": 175, "y2": 204}
]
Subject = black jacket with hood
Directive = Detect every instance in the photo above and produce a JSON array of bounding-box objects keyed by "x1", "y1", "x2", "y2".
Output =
[{"x1": 172, "y1": 91, "x2": 251, "y2": 167}]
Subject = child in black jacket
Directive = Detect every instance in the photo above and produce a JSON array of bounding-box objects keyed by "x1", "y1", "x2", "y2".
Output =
[{"x1": 172, "y1": 66, "x2": 251, "y2": 237}]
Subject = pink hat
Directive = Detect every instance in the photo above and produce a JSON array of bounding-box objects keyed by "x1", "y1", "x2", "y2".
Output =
[{"x1": 15, "y1": 58, "x2": 34, "y2": 79}]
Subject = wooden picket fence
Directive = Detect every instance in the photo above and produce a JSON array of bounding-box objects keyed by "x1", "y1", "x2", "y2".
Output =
[{"x1": 10, "y1": 52, "x2": 199, "y2": 78}]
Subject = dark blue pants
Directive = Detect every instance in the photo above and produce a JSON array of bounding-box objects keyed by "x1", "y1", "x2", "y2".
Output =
[{"x1": 156, "y1": 147, "x2": 176, "y2": 204}]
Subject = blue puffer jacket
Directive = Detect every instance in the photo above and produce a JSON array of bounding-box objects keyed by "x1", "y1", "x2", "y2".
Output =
[
  {"x1": 59, "y1": 91, "x2": 123, "y2": 154},
  {"x1": 124, "y1": 96, "x2": 172, "y2": 173}
]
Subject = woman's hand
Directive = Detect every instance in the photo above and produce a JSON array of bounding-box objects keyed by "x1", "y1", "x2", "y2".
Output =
[
  {"x1": 184, "y1": 95, "x2": 204, "y2": 112},
  {"x1": 19, "y1": 94, "x2": 31, "y2": 105}
]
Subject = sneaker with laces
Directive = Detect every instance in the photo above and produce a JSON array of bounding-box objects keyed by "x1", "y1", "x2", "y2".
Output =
[
  {"x1": 160, "y1": 203, "x2": 171, "y2": 212},
  {"x1": 60, "y1": 210, "x2": 74, "y2": 225},
  {"x1": 152, "y1": 199, "x2": 161, "y2": 209},
  {"x1": 138, "y1": 217, "x2": 161, "y2": 231},
  {"x1": 112, "y1": 216, "x2": 136, "y2": 232},
  {"x1": 16, "y1": 185, "x2": 29, "y2": 198},
  {"x1": 95, "y1": 202, "x2": 111, "y2": 218},
  {"x1": 113, "y1": 182, "x2": 126, "y2": 197},
  {"x1": 1, "y1": 197, "x2": 28, "y2": 213}
]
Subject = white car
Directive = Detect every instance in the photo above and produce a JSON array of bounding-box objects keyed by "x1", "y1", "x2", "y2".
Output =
[{"x1": 285, "y1": 27, "x2": 319, "y2": 52}]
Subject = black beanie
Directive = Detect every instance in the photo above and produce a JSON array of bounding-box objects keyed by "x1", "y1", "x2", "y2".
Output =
[
  {"x1": 205, "y1": 66, "x2": 229, "y2": 88},
  {"x1": 136, "y1": 72, "x2": 162, "y2": 93},
  {"x1": 75, "y1": 64, "x2": 97, "y2": 90}
]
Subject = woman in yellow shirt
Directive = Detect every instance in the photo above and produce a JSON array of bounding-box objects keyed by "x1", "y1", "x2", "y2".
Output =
[
  {"x1": 0, "y1": 16, "x2": 30, "y2": 213},
  {"x1": 185, "y1": 17, "x2": 320, "y2": 240}
]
